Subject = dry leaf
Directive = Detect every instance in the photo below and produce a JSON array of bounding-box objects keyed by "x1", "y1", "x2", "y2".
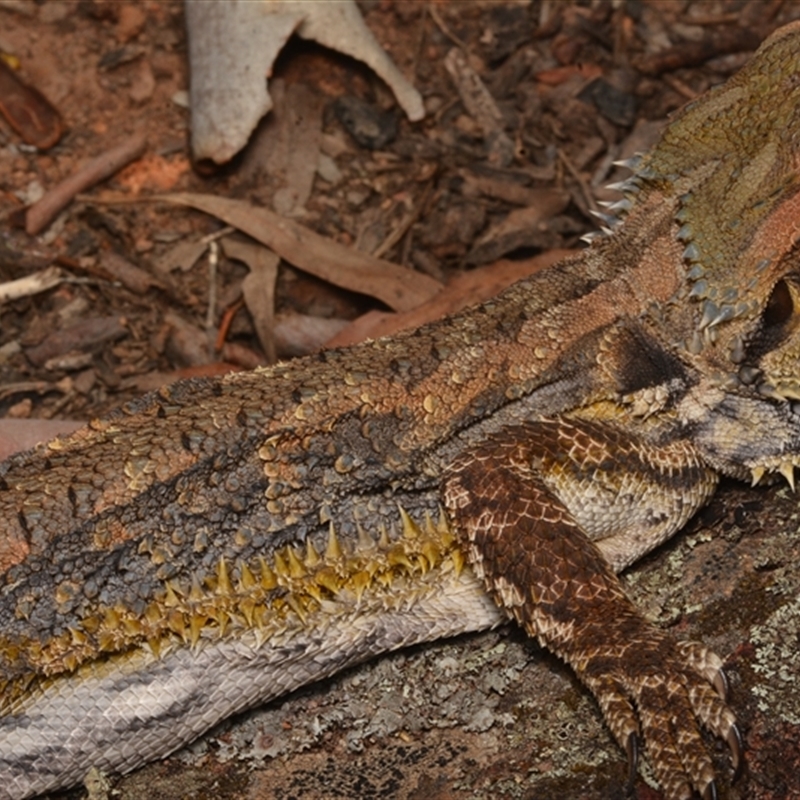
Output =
[
  {"x1": 222, "y1": 237, "x2": 279, "y2": 363},
  {"x1": 25, "y1": 316, "x2": 128, "y2": 367},
  {"x1": 153, "y1": 238, "x2": 209, "y2": 274},
  {"x1": 163, "y1": 192, "x2": 443, "y2": 312},
  {"x1": 186, "y1": 0, "x2": 424, "y2": 164}
]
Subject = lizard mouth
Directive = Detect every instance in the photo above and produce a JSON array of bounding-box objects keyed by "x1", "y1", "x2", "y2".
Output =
[
  {"x1": 757, "y1": 379, "x2": 800, "y2": 403},
  {"x1": 742, "y1": 383, "x2": 800, "y2": 489},
  {"x1": 748, "y1": 456, "x2": 800, "y2": 490}
]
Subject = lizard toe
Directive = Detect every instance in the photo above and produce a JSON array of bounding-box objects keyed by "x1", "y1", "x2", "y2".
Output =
[
  {"x1": 676, "y1": 639, "x2": 742, "y2": 779},
  {"x1": 581, "y1": 672, "x2": 640, "y2": 752},
  {"x1": 676, "y1": 639, "x2": 726, "y2": 689},
  {"x1": 637, "y1": 675, "x2": 716, "y2": 800}
]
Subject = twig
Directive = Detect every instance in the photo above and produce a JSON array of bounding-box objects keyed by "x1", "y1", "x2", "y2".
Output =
[
  {"x1": 444, "y1": 48, "x2": 514, "y2": 167},
  {"x1": 200, "y1": 225, "x2": 235, "y2": 245},
  {"x1": 373, "y1": 182, "x2": 434, "y2": 260},
  {"x1": 427, "y1": 4, "x2": 468, "y2": 51},
  {"x1": 26, "y1": 132, "x2": 147, "y2": 235},
  {"x1": 0, "y1": 266, "x2": 64, "y2": 303},
  {"x1": 206, "y1": 240, "x2": 219, "y2": 336},
  {"x1": 558, "y1": 148, "x2": 599, "y2": 217},
  {"x1": 662, "y1": 73, "x2": 699, "y2": 101},
  {"x1": 215, "y1": 298, "x2": 245, "y2": 352}
]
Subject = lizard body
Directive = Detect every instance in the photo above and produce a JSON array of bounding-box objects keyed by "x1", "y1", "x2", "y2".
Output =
[{"x1": 2, "y1": 21, "x2": 800, "y2": 800}]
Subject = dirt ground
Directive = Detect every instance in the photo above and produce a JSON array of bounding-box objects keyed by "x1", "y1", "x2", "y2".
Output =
[{"x1": 1, "y1": 1, "x2": 800, "y2": 799}]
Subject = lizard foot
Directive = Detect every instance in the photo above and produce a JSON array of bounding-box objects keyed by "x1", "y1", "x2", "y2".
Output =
[{"x1": 579, "y1": 630, "x2": 739, "y2": 800}]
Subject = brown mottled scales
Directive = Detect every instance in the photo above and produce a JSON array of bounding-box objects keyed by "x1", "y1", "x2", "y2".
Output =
[{"x1": 2, "y1": 22, "x2": 800, "y2": 800}]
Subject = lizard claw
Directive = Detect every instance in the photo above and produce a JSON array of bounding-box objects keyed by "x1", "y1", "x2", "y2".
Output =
[
  {"x1": 728, "y1": 723, "x2": 744, "y2": 780},
  {"x1": 713, "y1": 668, "x2": 729, "y2": 701},
  {"x1": 702, "y1": 779, "x2": 718, "y2": 800},
  {"x1": 625, "y1": 731, "x2": 639, "y2": 792}
]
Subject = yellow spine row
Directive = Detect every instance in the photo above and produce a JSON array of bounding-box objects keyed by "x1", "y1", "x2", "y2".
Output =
[{"x1": 1, "y1": 507, "x2": 465, "y2": 700}]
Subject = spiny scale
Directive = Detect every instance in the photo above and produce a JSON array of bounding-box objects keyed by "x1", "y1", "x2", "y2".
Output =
[{"x1": 0, "y1": 506, "x2": 461, "y2": 709}]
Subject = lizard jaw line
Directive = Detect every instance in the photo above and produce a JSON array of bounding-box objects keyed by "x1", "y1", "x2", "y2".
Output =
[{"x1": 750, "y1": 458, "x2": 800, "y2": 491}]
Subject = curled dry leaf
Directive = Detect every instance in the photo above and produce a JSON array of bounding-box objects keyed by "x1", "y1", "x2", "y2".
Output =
[
  {"x1": 186, "y1": 0, "x2": 424, "y2": 164},
  {"x1": 0, "y1": 57, "x2": 63, "y2": 149}
]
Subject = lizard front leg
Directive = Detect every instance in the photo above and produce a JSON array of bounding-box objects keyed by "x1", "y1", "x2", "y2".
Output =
[{"x1": 443, "y1": 417, "x2": 741, "y2": 800}]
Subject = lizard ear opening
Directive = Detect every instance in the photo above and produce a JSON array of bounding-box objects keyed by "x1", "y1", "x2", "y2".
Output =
[{"x1": 763, "y1": 279, "x2": 794, "y2": 327}]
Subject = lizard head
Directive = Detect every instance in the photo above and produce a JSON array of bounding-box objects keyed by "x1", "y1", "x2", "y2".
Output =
[{"x1": 616, "y1": 23, "x2": 800, "y2": 485}]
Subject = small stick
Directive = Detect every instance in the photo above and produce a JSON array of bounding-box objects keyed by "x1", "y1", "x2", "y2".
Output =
[
  {"x1": 372, "y1": 182, "x2": 433, "y2": 260},
  {"x1": 26, "y1": 132, "x2": 147, "y2": 235},
  {"x1": 428, "y1": 5, "x2": 468, "y2": 51},
  {"x1": 205, "y1": 240, "x2": 219, "y2": 336},
  {"x1": 558, "y1": 148, "x2": 599, "y2": 217},
  {"x1": 0, "y1": 266, "x2": 64, "y2": 303},
  {"x1": 215, "y1": 298, "x2": 245, "y2": 353}
]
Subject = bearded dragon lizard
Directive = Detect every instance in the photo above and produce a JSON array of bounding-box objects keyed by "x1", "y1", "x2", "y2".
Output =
[{"x1": 3, "y1": 21, "x2": 800, "y2": 800}]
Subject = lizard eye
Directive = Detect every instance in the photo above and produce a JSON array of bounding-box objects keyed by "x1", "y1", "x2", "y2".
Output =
[{"x1": 763, "y1": 279, "x2": 794, "y2": 327}]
